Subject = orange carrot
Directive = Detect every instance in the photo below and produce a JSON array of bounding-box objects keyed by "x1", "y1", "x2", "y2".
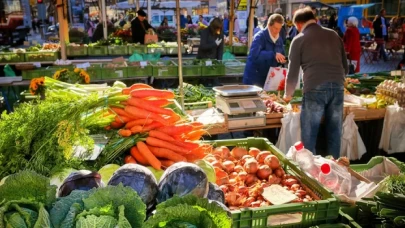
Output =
[
  {"x1": 184, "y1": 146, "x2": 207, "y2": 162},
  {"x1": 130, "y1": 125, "x2": 143, "y2": 134},
  {"x1": 118, "y1": 129, "x2": 132, "y2": 137},
  {"x1": 111, "y1": 107, "x2": 131, "y2": 118},
  {"x1": 148, "y1": 146, "x2": 187, "y2": 162},
  {"x1": 122, "y1": 84, "x2": 153, "y2": 95},
  {"x1": 146, "y1": 99, "x2": 173, "y2": 107},
  {"x1": 130, "y1": 146, "x2": 149, "y2": 165},
  {"x1": 125, "y1": 119, "x2": 154, "y2": 129},
  {"x1": 124, "y1": 155, "x2": 137, "y2": 164},
  {"x1": 172, "y1": 134, "x2": 185, "y2": 142},
  {"x1": 126, "y1": 97, "x2": 176, "y2": 116},
  {"x1": 149, "y1": 130, "x2": 175, "y2": 142},
  {"x1": 146, "y1": 137, "x2": 191, "y2": 155},
  {"x1": 157, "y1": 125, "x2": 193, "y2": 136},
  {"x1": 160, "y1": 160, "x2": 175, "y2": 168},
  {"x1": 136, "y1": 141, "x2": 161, "y2": 170},
  {"x1": 190, "y1": 122, "x2": 204, "y2": 130},
  {"x1": 184, "y1": 129, "x2": 206, "y2": 141},
  {"x1": 120, "y1": 101, "x2": 128, "y2": 106},
  {"x1": 110, "y1": 121, "x2": 125, "y2": 129},
  {"x1": 165, "y1": 113, "x2": 181, "y2": 124},
  {"x1": 140, "y1": 122, "x2": 165, "y2": 132},
  {"x1": 115, "y1": 115, "x2": 133, "y2": 124},
  {"x1": 131, "y1": 89, "x2": 175, "y2": 99},
  {"x1": 124, "y1": 105, "x2": 169, "y2": 125},
  {"x1": 171, "y1": 140, "x2": 200, "y2": 150}
]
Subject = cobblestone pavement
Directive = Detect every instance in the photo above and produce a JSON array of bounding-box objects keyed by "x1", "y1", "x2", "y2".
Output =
[{"x1": 359, "y1": 50, "x2": 403, "y2": 74}]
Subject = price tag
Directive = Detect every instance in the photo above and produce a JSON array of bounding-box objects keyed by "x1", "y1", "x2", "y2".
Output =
[
  {"x1": 32, "y1": 40, "x2": 38, "y2": 45},
  {"x1": 23, "y1": 41, "x2": 30, "y2": 46},
  {"x1": 33, "y1": 62, "x2": 41, "y2": 68},
  {"x1": 76, "y1": 62, "x2": 91, "y2": 69},
  {"x1": 262, "y1": 185, "x2": 297, "y2": 205},
  {"x1": 115, "y1": 70, "x2": 124, "y2": 78},
  {"x1": 140, "y1": 61, "x2": 147, "y2": 67},
  {"x1": 205, "y1": 60, "x2": 212, "y2": 66},
  {"x1": 241, "y1": 100, "x2": 256, "y2": 109}
]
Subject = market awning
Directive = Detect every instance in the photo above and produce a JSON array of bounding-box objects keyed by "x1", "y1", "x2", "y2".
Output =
[
  {"x1": 301, "y1": 1, "x2": 337, "y2": 10},
  {"x1": 349, "y1": 3, "x2": 375, "y2": 9},
  {"x1": 158, "y1": 1, "x2": 202, "y2": 9}
]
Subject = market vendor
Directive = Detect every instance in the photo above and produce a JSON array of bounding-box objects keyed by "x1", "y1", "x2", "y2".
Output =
[
  {"x1": 131, "y1": 9, "x2": 154, "y2": 44},
  {"x1": 283, "y1": 7, "x2": 348, "y2": 158},
  {"x1": 197, "y1": 18, "x2": 224, "y2": 60},
  {"x1": 242, "y1": 14, "x2": 286, "y2": 87}
]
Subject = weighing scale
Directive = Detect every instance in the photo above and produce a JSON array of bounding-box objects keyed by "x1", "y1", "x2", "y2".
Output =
[{"x1": 213, "y1": 85, "x2": 267, "y2": 130}]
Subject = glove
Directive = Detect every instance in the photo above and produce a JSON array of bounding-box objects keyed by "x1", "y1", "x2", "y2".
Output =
[{"x1": 215, "y1": 38, "x2": 222, "y2": 46}]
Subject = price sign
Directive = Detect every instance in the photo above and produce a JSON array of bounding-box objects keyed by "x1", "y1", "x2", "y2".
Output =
[
  {"x1": 205, "y1": 60, "x2": 212, "y2": 66},
  {"x1": 115, "y1": 70, "x2": 124, "y2": 78},
  {"x1": 140, "y1": 61, "x2": 147, "y2": 67},
  {"x1": 33, "y1": 62, "x2": 41, "y2": 68},
  {"x1": 76, "y1": 62, "x2": 91, "y2": 69}
]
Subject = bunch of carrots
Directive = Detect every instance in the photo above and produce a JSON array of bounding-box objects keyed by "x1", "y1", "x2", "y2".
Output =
[{"x1": 105, "y1": 83, "x2": 210, "y2": 170}]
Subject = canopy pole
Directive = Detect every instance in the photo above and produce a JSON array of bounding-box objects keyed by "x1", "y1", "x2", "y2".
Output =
[
  {"x1": 147, "y1": 0, "x2": 152, "y2": 23},
  {"x1": 57, "y1": 0, "x2": 69, "y2": 60},
  {"x1": 101, "y1": 0, "x2": 107, "y2": 39},
  {"x1": 229, "y1": 0, "x2": 234, "y2": 46},
  {"x1": 175, "y1": 0, "x2": 185, "y2": 111},
  {"x1": 136, "y1": 0, "x2": 140, "y2": 11},
  {"x1": 248, "y1": 0, "x2": 255, "y2": 49}
]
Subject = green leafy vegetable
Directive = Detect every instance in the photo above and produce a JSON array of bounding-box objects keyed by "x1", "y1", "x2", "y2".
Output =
[
  {"x1": 382, "y1": 173, "x2": 405, "y2": 195},
  {"x1": 76, "y1": 215, "x2": 118, "y2": 228},
  {"x1": 174, "y1": 83, "x2": 216, "y2": 105}
]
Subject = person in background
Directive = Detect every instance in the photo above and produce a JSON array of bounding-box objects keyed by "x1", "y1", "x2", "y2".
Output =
[
  {"x1": 234, "y1": 14, "x2": 240, "y2": 38},
  {"x1": 32, "y1": 17, "x2": 38, "y2": 33},
  {"x1": 161, "y1": 17, "x2": 169, "y2": 27},
  {"x1": 187, "y1": 15, "x2": 193, "y2": 24},
  {"x1": 246, "y1": 16, "x2": 258, "y2": 34},
  {"x1": 197, "y1": 18, "x2": 224, "y2": 60},
  {"x1": 92, "y1": 18, "x2": 115, "y2": 42},
  {"x1": 48, "y1": 14, "x2": 54, "y2": 26},
  {"x1": 284, "y1": 7, "x2": 348, "y2": 158},
  {"x1": 85, "y1": 14, "x2": 96, "y2": 38},
  {"x1": 243, "y1": 14, "x2": 286, "y2": 87},
  {"x1": 119, "y1": 14, "x2": 126, "y2": 27},
  {"x1": 373, "y1": 9, "x2": 389, "y2": 61},
  {"x1": 198, "y1": 15, "x2": 209, "y2": 26},
  {"x1": 131, "y1": 9, "x2": 153, "y2": 44},
  {"x1": 273, "y1": 8, "x2": 287, "y2": 44},
  {"x1": 344, "y1": 17, "x2": 361, "y2": 73},
  {"x1": 123, "y1": 14, "x2": 133, "y2": 30},
  {"x1": 328, "y1": 13, "x2": 337, "y2": 29},
  {"x1": 311, "y1": 7, "x2": 321, "y2": 25},
  {"x1": 223, "y1": 12, "x2": 230, "y2": 36},
  {"x1": 390, "y1": 16, "x2": 400, "y2": 30},
  {"x1": 180, "y1": 15, "x2": 187, "y2": 28}
]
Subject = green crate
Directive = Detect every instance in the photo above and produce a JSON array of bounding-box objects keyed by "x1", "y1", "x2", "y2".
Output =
[
  {"x1": 224, "y1": 45, "x2": 232, "y2": 53},
  {"x1": 22, "y1": 69, "x2": 44, "y2": 79},
  {"x1": 350, "y1": 156, "x2": 405, "y2": 172},
  {"x1": 182, "y1": 60, "x2": 201, "y2": 77},
  {"x1": 201, "y1": 62, "x2": 225, "y2": 76},
  {"x1": 25, "y1": 51, "x2": 59, "y2": 62},
  {"x1": 339, "y1": 207, "x2": 362, "y2": 228},
  {"x1": 102, "y1": 65, "x2": 128, "y2": 79},
  {"x1": 127, "y1": 64, "x2": 152, "y2": 77},
  {"x1": 232, "y1": 45, "x2": 248, "y2": 55},
  {"x1": 66, "y1": 45, "x2": 88, "y2": 57},
  {"x1": 151, "y1": 61, "x2": 178, "y2": 77},
  {"x1": 108, "y1": 45, "x2": 129, "y2": 56},
  {"x1": 128, "y1": 45, "x2": 147, "y2": 54},
  {"x1": 165, "y1": 46, "x2": 185, "y2": 55},
  {"x1": 147, "y1": 47, "x2": 166, "y2": 55},
  {"x1": 204, "y1": 138, "x2": 340, "y2": 228},
  {"x1": 0, "y1": 53, "x2": 25, "y2": 62},
  {"x1": 85, "y1": 65, "x2": 103, "y2": 80},
  {"x1": 88, "y1": 46, "x2": 108, "y2": 56},
  {"x1": 223, "y1": 59, "x2": 245, "y2": 75}
]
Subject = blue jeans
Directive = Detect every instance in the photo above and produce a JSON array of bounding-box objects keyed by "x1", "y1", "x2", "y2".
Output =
[{"x1": 300, "y1": 82, "x2": 344, "y2": 158}]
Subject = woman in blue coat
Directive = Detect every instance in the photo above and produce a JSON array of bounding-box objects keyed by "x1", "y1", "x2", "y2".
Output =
[{"x1": 243, "y1": 14, "x2": 286, "y2": 87}]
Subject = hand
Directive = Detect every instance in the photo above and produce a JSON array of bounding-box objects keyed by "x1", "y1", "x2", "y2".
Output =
[
  {"x1": 283, "y1": 94, "x2": 292, "y2": 103},
  {"x1": 275, "y1": 53, "x2": 286, "y2": 63},
  {"x1": 215, "y1": 38, "x2": 222, "y2": 46}
]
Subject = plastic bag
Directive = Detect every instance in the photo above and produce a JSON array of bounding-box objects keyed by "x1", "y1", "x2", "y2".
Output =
[
  {"x1": 128, "y1": 52, "x2": 143, "y2": 62},
  {"x1": 276, "y1": 111, "x2": 301, "y2": 153},
  {"x1": 340, "y1": 113, "x2": 367, "y2": 160},
  {"x1": 143, "y1": 53, "x2": 160, "y2": 61},
  {"x1": 263, "y1": 67, "x2": 287, "y2": 91},
  {"x1": 379, "y1": 105, "x2": 405, "y2": 153},
  {"x1": 4, "y1": 64, "x2": 16, "y2": 76},
  {"x1": 222, "y1": 51, "x2": 235, "y2": 60}
]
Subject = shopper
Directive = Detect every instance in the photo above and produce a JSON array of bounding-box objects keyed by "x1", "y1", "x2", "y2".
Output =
[
  {"x1": 344, "y1": 17, "x2": 361, "y2": 73},
  {"x1": 242, "y1": 14, "x2": 286, "y2": 87},
  {"x1": 131, "y1": 9, "x2": 153, "y2": 44},
  {"x1": 284, "y1": 7, "x2": 348, "y2": 158},
  {"x1": 233, "y1": 14, "x2": 240, "y2": 38},
  {"x1": 198, "y1": 15, "x2": 209, "y2": 26},
  {"x1": 197, "y1": 18, "x2": 224, "y2": 60},
  {"x1": 161, "y1": 17, "x2": 169, "y2": 27},
  {"x1": 328, "y1": 13, "x2": 337, "y2": 29},
  {"x1": 187, "y1": 15, "x2": 193, "y2": 24},
  {"x1": 223, "y1": 13, "x2": 230, "y2": 36},
  {"x1": 373, "y1": 9, "x2": 389, "y2": 61},
  {"x1": 273, "y1": 8, "x2": 287, "y2": 44},
  {"x1": 119, "y1": 14, "x2": 126, "y2": 27}
]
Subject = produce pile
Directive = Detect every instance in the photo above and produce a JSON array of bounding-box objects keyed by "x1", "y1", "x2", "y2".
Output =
[
  {"x1": 376, "y1": 80, "x2": 405, "y2": 108},
  {"x1": 174, "y1": 83, "x2": 216, "y2": 105},
  {"x1": 0, "y1": 168, "x2": 232, "y2": 228},
  {"x1": 204, "y1": 146, "x2": 314, "y2": 210}
]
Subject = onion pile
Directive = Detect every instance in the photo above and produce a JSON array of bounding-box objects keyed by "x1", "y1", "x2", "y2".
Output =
[{"x1": 204, "y1": 146, "x2": 314, "y2": 210}]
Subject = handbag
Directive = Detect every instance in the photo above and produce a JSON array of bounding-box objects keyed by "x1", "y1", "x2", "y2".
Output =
[{"x1": 144, "y1": 28, "x2": 158, "y2": 44}]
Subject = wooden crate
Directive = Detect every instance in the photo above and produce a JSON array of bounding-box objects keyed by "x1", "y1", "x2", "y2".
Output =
[
  {"x1": 266, "y1": 113, "x2": 284, "y2": 125},
  {"x1": 345, "y1": 107, "x2": 386, "y2": 121}
]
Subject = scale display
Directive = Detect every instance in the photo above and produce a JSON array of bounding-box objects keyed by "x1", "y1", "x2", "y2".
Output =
[{"x1": 216, "y1": 96, "x2": 266, "y2": 115}]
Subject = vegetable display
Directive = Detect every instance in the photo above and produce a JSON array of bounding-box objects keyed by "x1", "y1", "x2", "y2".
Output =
[
  {"x1": 174, "y1": 83, "x2": 216, "y2": 105},
  {"x1": 205, "y1": 146, "x2": 314, "y2": 210}
]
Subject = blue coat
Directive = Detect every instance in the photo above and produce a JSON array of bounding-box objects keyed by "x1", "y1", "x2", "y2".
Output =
[{"x1": 243, "y1": 29, "x2": 285, "y2": 87}]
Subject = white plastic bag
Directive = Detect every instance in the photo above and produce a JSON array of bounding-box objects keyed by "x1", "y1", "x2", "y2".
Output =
[
  {"x1": 340, "y1": 113, "x2": 367, "y2": 160},
  {"x1": 276, "y1": 112, "x2": 301, "y2": 154},
  {"x1": 263, "y1": 67, "x2": 287, "y2": 91},
  {"x1": 379, "y1": 105, "x2": 405, "y2": 154}
]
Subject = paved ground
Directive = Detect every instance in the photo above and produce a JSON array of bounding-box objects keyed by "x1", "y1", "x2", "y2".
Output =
[{"x1": 359, "y1": 50, "x2": 403, "y2": 74}]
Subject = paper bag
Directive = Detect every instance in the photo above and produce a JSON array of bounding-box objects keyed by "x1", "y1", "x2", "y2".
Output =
[{"x1": 145, "y1": 28, "x2": 158, "y2": 44}]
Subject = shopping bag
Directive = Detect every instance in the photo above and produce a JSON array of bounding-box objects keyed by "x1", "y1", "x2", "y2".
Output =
[
  {"x1": 347, "y1": 60, "x2": 357, "y2": 75},
  {"x1": 4, "y1": 64, "x2": 16, "y2": 77},
  {"x1": 222, "y1": 51, "x2": 235, "y2": 60},
  {"x1": 340, "y1": 113, "x2": 366, "y2": 160},
  {"x1": 263, "y1": 67, "x2": 287, "y2": 91},
  {"x1": 142, "y1": 53, "x2": 160, "y2": 61},
  {"x1": 276, "y1": 111, "x2": 301, "y2": 153},
  {"x1": 379, "y1": 105, "x2": 405, "y2": 153},
  {"x1": 144, "y1": 29, "x2": 158, "y2": 44},
  {"x1": 129, "y1": 52, "x2": 143, "y2": 62}
]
